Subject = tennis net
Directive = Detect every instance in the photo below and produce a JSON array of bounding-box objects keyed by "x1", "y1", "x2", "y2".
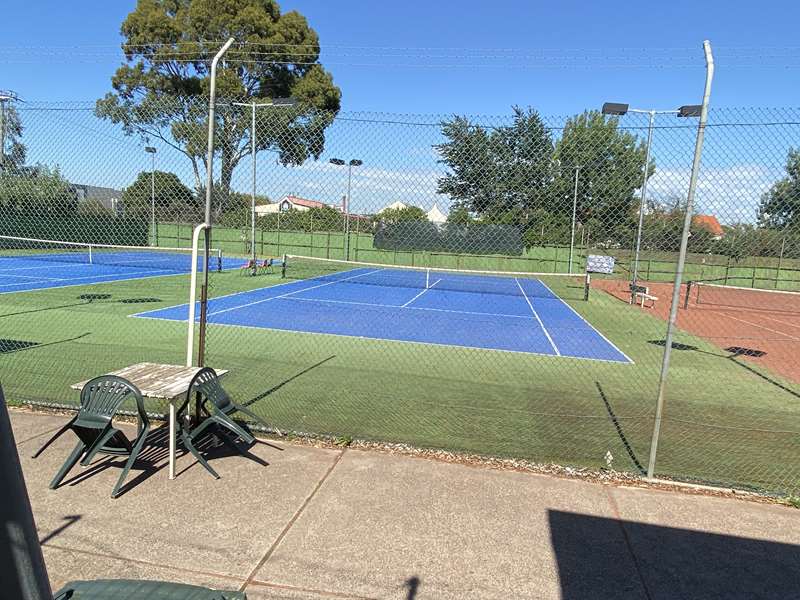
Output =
[
  {"x1": 0, "y1": 235, "x2": 223, "y2": 273},
  {"x1": 282, "y1": 254, "x2": 590, "y2": 301},
  {"x1": 685, "y1": 279, "x2": 800, "y2": 314}
]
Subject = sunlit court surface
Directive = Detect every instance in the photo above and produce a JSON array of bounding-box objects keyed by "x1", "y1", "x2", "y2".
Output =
[
  {"x1": 0, "y1": 237, "x2": 237, "y2": 294},
  {"x1": 136, "y1": 257, "x2": 631, "y2": 362}
]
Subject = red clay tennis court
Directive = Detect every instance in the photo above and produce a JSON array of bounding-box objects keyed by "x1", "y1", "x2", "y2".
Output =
[{"x1": 594, "y1": 278, "x2": 800, "y2": 384}]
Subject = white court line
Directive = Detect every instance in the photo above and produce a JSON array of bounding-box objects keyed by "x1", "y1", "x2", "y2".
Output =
[
  {"x1": 0, "y1": 268, "x2": 186, "y2": 295},
  {"x1": 1, "y1": 273, "x2": 66, "y2": 281},
  {"x1": 716, "y1": 312, "x2": 800, "y2": 341},
  {"x1": 401, "y1": 279, "x2": 441, "y2": 307},
  {"x1": 207, "y1": 268, "x2": 385, "y2": 317},
  {"x1": 286, "y1": 294, "x2": 536, "y2": 320},
  {"x1": 759, "y1": 313, "x2": 800, "y2": 330},
  {"x1": 515, "y1": 278, "x2": 560, "y2": 356},
  {"x1": 0, "y1": 262, "x2": 94, "y2": 273},
  {"x1": 0, "y1": 268, "x2": 168, "y2": 291},
  {"x1": 133, "y1": 313, "x2": 633, "y2": 365},
  {"x1": 535, "y1": 278, "x2": 634, "y2": 364}
]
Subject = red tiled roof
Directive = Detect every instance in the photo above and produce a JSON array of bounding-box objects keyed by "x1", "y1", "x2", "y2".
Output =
[
  {"x1": 281, "y1": 195, "x2": 328, "y2": 209},
  {"x1": 693, "y1": 214, "x2": 724, "y2": 237}
]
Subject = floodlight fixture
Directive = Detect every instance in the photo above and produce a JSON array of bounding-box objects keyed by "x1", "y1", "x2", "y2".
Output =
[
  {"x1": 601, "y1": 102, "x2": 629, "y2": 116},
  {"x1": 678, "y1": 104, "x2": 702, "y2": 117}
]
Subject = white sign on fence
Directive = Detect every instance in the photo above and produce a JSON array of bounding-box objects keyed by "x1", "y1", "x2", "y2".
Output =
[{"x1": 586, "y1": 255, "x2": 615, "y2": 274}]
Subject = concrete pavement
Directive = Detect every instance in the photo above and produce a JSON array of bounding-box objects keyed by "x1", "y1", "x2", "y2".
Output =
[{"x1": 11, "y1": 409, "x2": 800, "y2": 599}]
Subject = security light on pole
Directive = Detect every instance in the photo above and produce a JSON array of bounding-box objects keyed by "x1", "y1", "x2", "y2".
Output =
[
  {"x1": 330, "y1": 158, "x2": 363, "y2": 261},
  {"x1": 601, "y1": 101, "x2": 702, "y2": 302},
  {"x1": 232, "y1": 97, "x2": 297, "y2": 275}
]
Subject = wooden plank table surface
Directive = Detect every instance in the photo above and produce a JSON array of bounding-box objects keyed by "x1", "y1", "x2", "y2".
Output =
[{"x1": 71, "y1": 362, "x2": 228, "y2": 399}]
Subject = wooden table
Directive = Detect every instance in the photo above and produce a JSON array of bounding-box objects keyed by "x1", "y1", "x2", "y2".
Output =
[{"x1": 71, "y1": 362, "x2": 228, "y2": 480}]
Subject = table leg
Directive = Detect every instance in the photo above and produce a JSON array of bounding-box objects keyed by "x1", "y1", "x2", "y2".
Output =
[{"x1": 169, "y1": 402, "x2": 176, "y2": 480}]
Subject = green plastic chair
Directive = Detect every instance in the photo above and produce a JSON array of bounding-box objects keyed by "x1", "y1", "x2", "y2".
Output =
[
  {"x1": 177, "y1": 367, "x2": 280, "y2": 479},
  {"x1": 53, "y1": 579, "x2": 246, "y2": 599},
  {"x1": 32, "y1": 375, "x2": 150, "y2": 498}
]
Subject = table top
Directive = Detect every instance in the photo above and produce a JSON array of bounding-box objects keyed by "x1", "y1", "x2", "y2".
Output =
[{"x1": 70, "y1": 362, "x2": 228, "y2": 399}]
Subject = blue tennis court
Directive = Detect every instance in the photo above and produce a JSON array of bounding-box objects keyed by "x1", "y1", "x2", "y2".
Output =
[
  {"x1": 0, "y1": 248, "x2": 239, "y2": 295},
  {"x1": 135, "y1": 264, "x2": 632, "y2": 363}
]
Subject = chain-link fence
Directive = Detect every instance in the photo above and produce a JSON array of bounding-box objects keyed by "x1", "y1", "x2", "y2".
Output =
[{"x1": 1, "y1": 98, "x2": 798, "y2": 496}]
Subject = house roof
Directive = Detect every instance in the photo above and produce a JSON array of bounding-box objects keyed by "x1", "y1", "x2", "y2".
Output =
[
  {"x1": 693, "y1": 214, "x2": 724, "y2": 237},
  {"x1": 281, "y1": 195, "x2": 328, "y2": 209}
]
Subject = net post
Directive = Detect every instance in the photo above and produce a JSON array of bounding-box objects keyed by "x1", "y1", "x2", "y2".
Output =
[
  {"x1": 683, "y1": 281, "x2": 693, "y2": 309},
  {"x1": 89, "y1": 244, "x2": 93, "y2": 265},
  {"x1": 281, "y1": 254, "x2": 287, "y2": 278}
]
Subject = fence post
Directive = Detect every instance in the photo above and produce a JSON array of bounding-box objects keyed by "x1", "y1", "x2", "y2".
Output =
[
  {"x1": 724, "y1": 256, "x2": 731, "y2": 285},
  {"x1": 354, "y1": 217, "x2": 360, "y2": 261},
  {"x1": 648, "y1": 40, "x2": 715, "y2": 480},
  {"x1": 777, "y1": 236, "x2": 785, "y2": 289},
  {"x1": 553, "y1": 246, "x2": 559, "y2": 273},
  {"x1": 276, "y1": 211, "x2": 281, "y2": 257}
]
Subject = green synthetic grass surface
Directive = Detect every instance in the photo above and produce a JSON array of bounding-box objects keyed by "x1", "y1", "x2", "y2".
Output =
[{"x1": 1, "y1": 264, "x2": 798, "y2": 495}]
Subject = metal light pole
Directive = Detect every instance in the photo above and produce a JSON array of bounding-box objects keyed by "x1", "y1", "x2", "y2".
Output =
[
  {"x1": 601, "y1": 102, "x2": 702, "y2": 302},
  {"x1": 232, "y1": 98, "x2": 296, "y2": 275},
  {"x1": 0, "y1": 90, "x2": 21, "y2": 170},
  {"x1": 197, "y1": 37, "x2": 234, "y2": 368},
  {"x1": 330, "y1": 158, "x2": 363, "y2": 261},
  {"x1": 145, "y1": 146, "x2": 157, "y2": 246},
  {"x1": 647, "y1": 40, "x2": 715, "y2": 479},
  {"x1": 568, "y1": 165, "x2": 581, "y2": 274}
]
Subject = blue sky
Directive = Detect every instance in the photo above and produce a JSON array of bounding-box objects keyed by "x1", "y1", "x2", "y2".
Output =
[
  {"x1": 1, "y1": 1, "x2": 798, "y2": 223},
  {"x1": 2, "y1": 0, "x2": 799, "y2": 112}
]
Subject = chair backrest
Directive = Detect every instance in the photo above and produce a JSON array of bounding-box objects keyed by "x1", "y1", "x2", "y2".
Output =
[
  {"x1": 79, "y1": 376, "x2": 141, "y2": 423},
  {"x1": 188, "y1": 367, "x2": 233, "y2": 412}
]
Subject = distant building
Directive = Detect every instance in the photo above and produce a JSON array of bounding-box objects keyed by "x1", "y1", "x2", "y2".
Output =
[
  {"x1": 255, "y1": 194, "x2": 334, "y2": 215},
  {"x1": 693, "y1": 214, "x2": 725, "y2": 239},
  {"x1": 71, "y1": 184, "x2": 124, "y2": 216}
]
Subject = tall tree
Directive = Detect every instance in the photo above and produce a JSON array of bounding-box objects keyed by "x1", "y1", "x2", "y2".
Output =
[
  {"x1": 96, "y1": 0, "x2": 342, "y2": 201},
  {"x1": 376, "y1": 205, "x2": 428, "y2": 224},
  {"x1": 436, "y1": 107, "x2": 555, "y2": 219},
  {"x1": 758, "y1": 148, "x2": 800, "y2": 230},
  {"x1": 0, "y1": 166, "x2": 76, "y2": 214},
  {"x1": 0, "y1": 102, "x2": 26, "y2": 172},
  {"x1": 122, "y1": 170, "x2": 197, "y2": 218},
  {"x1": 553, "y1": 111, "x2": 651, "y2": 239}
]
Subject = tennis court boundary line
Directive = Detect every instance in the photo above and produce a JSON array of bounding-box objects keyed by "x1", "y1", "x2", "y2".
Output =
[
  {"x1": 131, "y1": 313, "x2": 634, "y2": 364},
  {"x1": 515, "y1": 277, "x2": 560, "y2": 356},
  {"x1": 536, "y1": 278, "x2": 635, "y2": 364},
  {"x1": 207, "y1": 268, "x2": 384, "y2": 317},
  {"x1": 134, "y1": 293, "x2": 542, "y2": 321},
  {"x1": 0, "y1": 269, "x2": 194, "y2": 295}
]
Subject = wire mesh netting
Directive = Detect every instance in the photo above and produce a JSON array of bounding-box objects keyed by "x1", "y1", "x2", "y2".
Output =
[{"x1": 1, "y1": 98, "x2": 799, "y2": 496}]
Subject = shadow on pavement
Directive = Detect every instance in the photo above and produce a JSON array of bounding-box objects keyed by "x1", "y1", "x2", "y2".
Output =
[{"x1": 549, "y1": 509, "x2": 800, "y2": 599}]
